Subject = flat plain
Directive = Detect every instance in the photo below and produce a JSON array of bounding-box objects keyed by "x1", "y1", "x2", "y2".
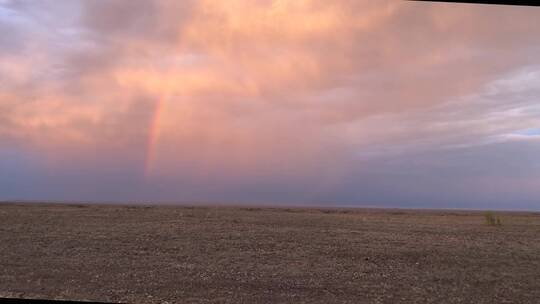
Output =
[{"x1": 1, "y1": 203, "x2": 539, "y2": 304}]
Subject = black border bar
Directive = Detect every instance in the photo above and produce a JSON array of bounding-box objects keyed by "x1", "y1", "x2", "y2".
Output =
[
  {"x1": 409, "y1": 0, "x2": 540, "y2": 6},
  {"x1": 0, "y1": 298, "x2": 123, "y2": 304}
]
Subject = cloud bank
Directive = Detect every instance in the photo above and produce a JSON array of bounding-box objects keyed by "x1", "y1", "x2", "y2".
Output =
[{"x1": 1, "y1": 0, "x2": 539, "y2": 209}]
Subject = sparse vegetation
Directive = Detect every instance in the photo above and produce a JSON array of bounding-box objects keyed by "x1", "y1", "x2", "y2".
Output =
[{"x1": 485, "y1": 212, "x2": 502, "y2": 226}]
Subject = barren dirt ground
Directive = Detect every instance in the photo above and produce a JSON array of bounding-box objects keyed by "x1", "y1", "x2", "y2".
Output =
[{"x1": 1, "y1": 203, "x2": 540, "y2": 304}]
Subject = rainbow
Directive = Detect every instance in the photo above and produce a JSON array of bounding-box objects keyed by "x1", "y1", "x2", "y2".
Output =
[{"x1": 144, "y1": 95, "x2": 166, "y2": 177}]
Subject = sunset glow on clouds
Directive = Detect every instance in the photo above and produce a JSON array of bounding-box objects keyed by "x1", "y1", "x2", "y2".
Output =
[{"x1": 1, "y1": 0, "x2": 539, "y2": 209}]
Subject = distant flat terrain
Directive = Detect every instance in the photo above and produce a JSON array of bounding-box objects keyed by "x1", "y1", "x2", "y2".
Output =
[{"x1": 1, "y1": 203, "x2": 539, "y2": 304}]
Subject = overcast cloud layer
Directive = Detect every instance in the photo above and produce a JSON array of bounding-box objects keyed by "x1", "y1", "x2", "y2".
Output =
[{"x1": 0, "y1": 0, "x2": 539, "y2": 209}]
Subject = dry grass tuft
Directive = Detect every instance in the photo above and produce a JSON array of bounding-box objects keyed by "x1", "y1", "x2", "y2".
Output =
[{"x1": 485, "y1": 212, "x2": 502, "y2": 226}]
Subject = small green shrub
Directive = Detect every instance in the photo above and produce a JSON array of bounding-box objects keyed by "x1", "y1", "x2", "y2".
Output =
[{"x1": 484, "y1": 212, "x2": 502, "y2": 226}]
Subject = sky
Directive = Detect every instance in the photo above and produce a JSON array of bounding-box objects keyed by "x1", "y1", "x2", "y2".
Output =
[{"x1": 0, "y1": 0, "x2": 539, "y2": 210}]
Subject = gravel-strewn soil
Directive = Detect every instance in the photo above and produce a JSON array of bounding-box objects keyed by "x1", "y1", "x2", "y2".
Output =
[{"x1": 1, "y1": 203, "x2": 539, "y2": 303}]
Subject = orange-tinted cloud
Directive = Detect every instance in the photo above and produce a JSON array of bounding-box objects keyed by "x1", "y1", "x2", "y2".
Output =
[{"x1": 1, "y1": 0, "x2": 539, "y2": 207}]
